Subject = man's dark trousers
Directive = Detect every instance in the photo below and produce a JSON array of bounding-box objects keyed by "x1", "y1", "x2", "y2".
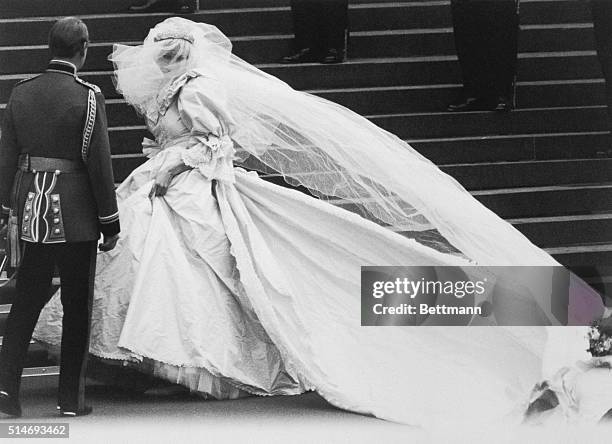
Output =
[
  {"x1": 0, "y1": 241, "x2": 96, "y2": 410},
  {"x1": 451, "y1": 0, "x2": 519, "y2": 101},
  {"x1": 290, "y1": 0, "x2": 349, "y2": 56}
]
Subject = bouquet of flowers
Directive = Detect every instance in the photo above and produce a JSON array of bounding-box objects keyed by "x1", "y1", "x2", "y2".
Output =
[{"x1": 587, "y1": 317, "x2": 612, "y2": 357}]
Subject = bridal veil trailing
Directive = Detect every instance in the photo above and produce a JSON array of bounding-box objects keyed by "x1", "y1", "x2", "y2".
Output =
[{"x1": 33, "y1": 17, "x2": 604, "y2": 427}]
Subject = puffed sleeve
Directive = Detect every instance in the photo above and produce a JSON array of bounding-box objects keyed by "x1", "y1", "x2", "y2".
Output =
[
  {"x1": 178, "y1": 75, "x2": 235, "y2": 137},
  {"x1": 177, "y1": 75, "x2": 237, "y2": 183}
]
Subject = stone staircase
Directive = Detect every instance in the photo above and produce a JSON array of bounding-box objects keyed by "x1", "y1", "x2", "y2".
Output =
[{"x1": 1, "y1": 0, "x2": 612, "y2": 379}]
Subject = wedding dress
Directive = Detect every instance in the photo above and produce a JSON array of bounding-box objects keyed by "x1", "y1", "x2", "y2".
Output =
[
  {"x1": 528, "y1": 327, "x2": 612, "y2": 424},
  {"x1": 32, "y1": 18, "x2": 605, "y2": 427}
]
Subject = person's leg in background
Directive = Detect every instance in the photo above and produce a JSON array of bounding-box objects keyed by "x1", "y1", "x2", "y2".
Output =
[
  {"x1": 448, "y1": 0, "x2": 519, "y2": 112},
  {"x1": 319, "y1": 0, "x2": 349, "y2": 64},
  {"x1": 448, "y1": 0, "x2": 484, "y2": 111},
  {"x1": 55, "y1": 241, "x2": 97, "y2": 415},
  {"x1": 282, "y1": 1, "x2": 320, "y2": 63},
  {"x1": 487, "y1": 0, "x2": 519, "y2": 112}
]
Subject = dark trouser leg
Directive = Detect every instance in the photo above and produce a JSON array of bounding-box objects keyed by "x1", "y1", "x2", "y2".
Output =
[
  {"x1": 319, "y1": 0, "x2": 349, "y2": 54},
  {"x1": 451, "y1": 0, "x2": 519, "y2": 101},
  {"x1": 55, "y1": 241, "x2": 96, "y2": 410},
  {"x1": 290, "y1": 0, "x2": 319, "y2": 52},
  {"x1": 451, "y1": 0, "x2": 482, "y2": 98},
  {"x1": 591, "y1": 0, "x2": 612, "y2": 130},
  {"x1": 486, "y1": 0, "x2": 519, "y2": 100},
  {"x1": 0, "y1": 243, "x2": 55, "y2": 397}
]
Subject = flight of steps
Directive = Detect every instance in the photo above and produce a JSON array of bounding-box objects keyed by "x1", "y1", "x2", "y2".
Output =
[{"x1": 1, "y1": 0, "x2": 612, "y2": 380}]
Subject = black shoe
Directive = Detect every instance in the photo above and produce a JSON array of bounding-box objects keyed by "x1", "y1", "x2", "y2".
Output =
[
  {"x1": 128, "y1": 1, "x2": 193, "y2": 13},
  {"x1": 321, "y1": 48, "x2": 345, "y2": 64},
  {"x1": 494, "y1": 95, "x2": 513, "y2": 113},
  {"x1": 128, "y1": 1, "x2": 162, "y2": 12},
  {"x1": 447, "y1": 96, "x2": 478, "y2": 112},
  {"x1": 58, "y1": 405, "x2": 93, "y2": 417},
  {"x1": 280, "y1": 48, "x2": 318, "y2": 64},
  {"x1": 175, "y1": 4, "x2": 194, "y2": 13},
  {"x1": 0, "y1": 391, "x2": 22, "y2": 418},
  {"x1": 447, "y1": 96, "x2": 499, "y2": 112}
]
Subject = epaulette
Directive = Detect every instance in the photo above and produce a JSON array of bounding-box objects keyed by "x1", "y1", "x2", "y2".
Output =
[
  {"x1": 15, "y1": 74, "x2": 41, "y2": 87},
  {"x1": 75, "y1": 76, "x2": 102, "y2": 94}
]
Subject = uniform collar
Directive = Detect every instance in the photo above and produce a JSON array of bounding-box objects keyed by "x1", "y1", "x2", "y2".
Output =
[{"x1": 46, "y1": 59, "x2": 78, "y2": 76}]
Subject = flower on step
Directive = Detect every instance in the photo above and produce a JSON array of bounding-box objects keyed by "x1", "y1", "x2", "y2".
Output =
[{"x1": 587, "y1": 316, "x2": 612, "y2": 357}]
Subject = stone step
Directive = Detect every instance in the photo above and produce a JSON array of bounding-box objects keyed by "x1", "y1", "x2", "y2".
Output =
[
  {"x1": 584, "y1": 276, "x2": 612, "y2": 301},
  {"x1": 102, "y1": 129, "x2": 612, "y2": 167},
  {"x1": 316, "y1": 80, "x2": 607, "y2": 115},
  {"x1": 89, "y1": 129, "x2": 612, "y2": 167},
  {"x1": 99, "y1": 106, "x2": 610, "y2": 161},
  {"x1": 96, "y1": 84, "x2": 608, "y2": 129},
  {"x1": 111, "y1": 162, "x2": 612, "y2": 221},
  {"x1": 0, "y1": 25, "x2": 603, "y2": 73},
  {"x1": 547, "y1": 243, "x2": 612, "y2": 267},
  {"x1": 410, "y1": 131, "x2": 612, "y2": 165},
  {"x1": 61, "y1": 95, "x2": 609, "y2": 133},
  {"x1": 0, "y1": 336, "x2": 56, "y2": 368},
  {"x1": 0, "y1": 52, "x2": 603, "y2": 95},
  {"x1": 510, "y1": 214, "x2": 612, "y2": 249},
  {"x1": 7, "y1": 76, "x2": 606, "y2": 115},
  {"x1": 0, "y1": 283, "x2": 15, "y2": 305},
  {"x1": 0, "y1": 8, "x2": 597, "y2": 51},
  {"x1": 322, "y1": 182, "x2": 612, "y2": 219},
  {"x1": 2, "y1": 3, "x2": 450, "y2": 44},
  {"x1": 474, "y1": 184, "x2": 612, "y2": 219},
  {"x1": 444, "y1": 158, "x2": 612, "y2": 191},
  {"x1": 0, "y1": 0, "x2": 194, "y2": 18},
  {"x1": 372, "y1": 106, "x2": 608, "y2": 140},
  {"x1": 102, "y1": 128, "x2": 612, "y2": 168},
  {"x1": 0, "y1": 304, "x2": 9, "y2": 336},
  {"x1": 0, "y1": 0, "x2": 594, "y2": 25}
]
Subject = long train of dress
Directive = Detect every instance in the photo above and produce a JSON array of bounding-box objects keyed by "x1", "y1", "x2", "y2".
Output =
[{"x1": 33, "y1": 145, "x2": 551, "y2": 426}]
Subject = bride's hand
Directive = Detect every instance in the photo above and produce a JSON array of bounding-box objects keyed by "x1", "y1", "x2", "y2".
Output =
[{"x1": 149, "y1": 170, "x2": 173, "y2": 199}]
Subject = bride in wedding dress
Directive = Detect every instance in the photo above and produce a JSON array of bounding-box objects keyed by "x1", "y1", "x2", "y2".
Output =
[{"x1": 32, "y1": 17, "x2": 605, "y2": 427}]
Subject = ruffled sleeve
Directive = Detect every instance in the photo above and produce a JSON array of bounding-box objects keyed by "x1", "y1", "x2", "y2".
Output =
[{"x1": 177, "y1": 73, "x2": 237, "y2": 183}]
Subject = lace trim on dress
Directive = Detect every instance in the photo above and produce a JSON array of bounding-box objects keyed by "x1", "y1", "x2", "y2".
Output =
[
  {"x1": 146, "y1": 70, "x2": 201, "y2": 124},
  {"x1": 181, "y1": 133, "x2": 236, "y2": 182},
  {"x1": 33, "y1": 335, "x2": 294, "y2": 400}
]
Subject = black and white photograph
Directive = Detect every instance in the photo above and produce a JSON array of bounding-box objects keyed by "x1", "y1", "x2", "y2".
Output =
[{"x1": 0, "y1": 0, "x2": 612, "y2": 442}]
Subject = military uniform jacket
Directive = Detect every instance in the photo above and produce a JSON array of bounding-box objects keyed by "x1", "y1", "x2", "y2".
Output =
[{"x1": 0, "y1": 60, "x2": 120, "y2": 243}]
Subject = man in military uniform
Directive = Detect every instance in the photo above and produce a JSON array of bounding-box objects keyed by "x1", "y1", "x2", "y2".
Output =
[
  {"x1": 447, "y1": 0, "x2": 520, "y2": 112},
  {"x1": 0, "y1": 17, "x2": 119, "y2": 417},
  {"x1": 281, "y1": 0, "x2": 349, "y2": 64}
]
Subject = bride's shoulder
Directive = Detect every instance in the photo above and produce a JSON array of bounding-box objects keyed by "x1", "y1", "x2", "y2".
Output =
[
  {"x1": 180, "y1": 70, "x2": 226, "y2": 99},
  {"x1": 183, "y1": 69, "x2": 222, "y2": 86}
]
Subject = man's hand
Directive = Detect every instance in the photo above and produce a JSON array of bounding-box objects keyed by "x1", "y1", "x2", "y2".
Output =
[
  {"x1": 149, "y1": 170, "x2": 173, "y2": 199},
  {"x1": 99, "y1": 234, "x2": 119, "y2": 252}
]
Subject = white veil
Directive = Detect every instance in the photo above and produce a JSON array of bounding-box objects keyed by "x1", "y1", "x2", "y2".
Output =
[
  {"x1": 110, "y1": 18, "x2": 606, "y2": 328},
  {"x1": 111, "y1": 17, "x2": 557, "y2": 267}
]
